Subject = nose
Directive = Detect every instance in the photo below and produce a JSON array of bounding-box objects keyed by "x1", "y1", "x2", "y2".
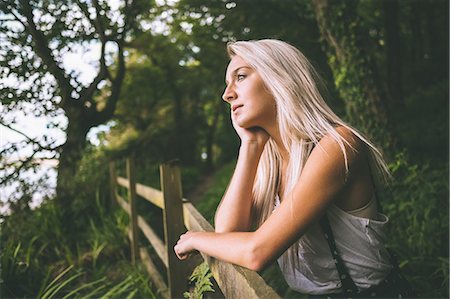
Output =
[{"x1": 222, "y1": 83, "x2": 237, "y2": 103}]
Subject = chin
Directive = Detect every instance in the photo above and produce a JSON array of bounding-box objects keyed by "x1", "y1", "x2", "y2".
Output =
[{"x1": 236, "y1": 118, "x2": 254, "y2": 129}]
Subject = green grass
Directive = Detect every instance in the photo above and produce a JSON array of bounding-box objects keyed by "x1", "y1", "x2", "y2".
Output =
[
  {"x1": 194, "y1": 161, "x2": 236, "y2": 225},
  {"x1": 1, "y1": 189, "x2": 157, "y2": 299}
]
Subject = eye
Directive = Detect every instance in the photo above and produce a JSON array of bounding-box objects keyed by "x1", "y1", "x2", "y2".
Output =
[{"x1": 236, "y1": 73, "x2": 246, "y2": 81}]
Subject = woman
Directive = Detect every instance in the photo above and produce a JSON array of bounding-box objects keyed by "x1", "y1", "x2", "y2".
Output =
[{"x1": 174, "y1": 39, "x2": 411, "y2": 298}]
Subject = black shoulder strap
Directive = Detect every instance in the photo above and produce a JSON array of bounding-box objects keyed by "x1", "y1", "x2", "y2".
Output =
[{"x1": 319, "y1": 215, "x2": 359, "y2": 295}]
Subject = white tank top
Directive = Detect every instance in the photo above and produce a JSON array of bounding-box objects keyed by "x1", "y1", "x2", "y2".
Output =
[{"x1": 274, "y1": 196, "x2": 392, "y2": 295}]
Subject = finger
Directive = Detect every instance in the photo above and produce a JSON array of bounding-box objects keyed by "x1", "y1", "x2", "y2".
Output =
[{"x1": 174, "y1": 246, "x2": 185, "y2": 260}]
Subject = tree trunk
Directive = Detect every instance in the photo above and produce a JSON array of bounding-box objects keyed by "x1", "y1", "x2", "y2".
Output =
[
  {"x1": 55, "y1": 110, "x2": 90, "y2": 227},
  {"x1": 311, "y1": 0, "x2": 397, "y2": 152},
  {"x1": 11, "y1": 0, "x2": 128, "y2": 236},
  {"x1": 56, "y1": 125, "x2": 89, "y2": 199}
]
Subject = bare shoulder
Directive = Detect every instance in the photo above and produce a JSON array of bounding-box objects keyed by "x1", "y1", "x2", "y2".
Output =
[
  {"x1": 303, "y1": 126, "x2": 369, "y2": 188},
  {"x1": 315, "y1": 126, "x2": 366, "y2": 159},
  {"x1": 292, "y1": 126, "x2": 371, "y2": 213},
  {"x1": 336, "y1": 126, "x2": 366, "y2": 153},
  {"x1": 298, "y1": 126, "x2": 370, "y2": 204}
]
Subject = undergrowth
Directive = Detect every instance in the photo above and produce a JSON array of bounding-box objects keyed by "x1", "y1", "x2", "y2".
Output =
[
  {"x1": 1, "y1": 190, "x2": 157, "y2": 298},
  {"x1": 184, "y1": 262, "x2": 215, "y2": 299}
]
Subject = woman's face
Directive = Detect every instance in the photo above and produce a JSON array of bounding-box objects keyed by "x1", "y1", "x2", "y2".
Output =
[{"x1": 222, "y1": 55, "x2": 276, "y2": 130}]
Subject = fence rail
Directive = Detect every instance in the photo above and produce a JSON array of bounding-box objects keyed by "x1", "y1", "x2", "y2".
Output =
[{"x1": 110, "y1": 157, "x2": 281, "y2": 299}]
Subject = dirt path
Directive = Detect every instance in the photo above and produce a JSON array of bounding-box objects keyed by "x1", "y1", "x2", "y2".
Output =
[{"x1": 185, "y1": 172, "x2": 216, "y2": 204}]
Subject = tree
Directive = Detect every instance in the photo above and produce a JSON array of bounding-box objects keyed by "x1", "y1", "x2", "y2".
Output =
[
  {"x1": 311, "y1": 0, "x2": 397, "y2": 151},
  {"x1": 0, "y1": 0, "x2": 150, "y2": 219},
  {"x1": 117, "y1": 2, "x2": 236, "y2": 170}
]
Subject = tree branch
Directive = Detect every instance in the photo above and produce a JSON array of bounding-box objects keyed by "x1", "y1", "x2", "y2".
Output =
[
  {"x1": 93, "y1": 0, "x2": 108, "y2": 42},
  {"x1": 76, "y1": 0, "x2": 107, "y2": 42},
  {"x1": 76, "y1": 0, "x2": 113, "y2": 108},
  {"x1": 18, "y1": 0, "x2": 74, "y2": 108},
  {"x1": 0, "y1": 149, "x2": 39, "y2": 185},
  {"x1": 95, "y1": 41, "x2": 126, "y2": 125},
  {"x1": 78, "y1": 40, "x2": 111, "y2": 106},
  {"x1": 0, "y1": 121, "x2": 62, "y2": 152},
  {"x1": 3, "y1": 5, "x2": 28, "y2": 29}
]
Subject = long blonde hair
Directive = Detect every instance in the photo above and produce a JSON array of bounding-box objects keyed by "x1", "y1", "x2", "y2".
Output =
[{"x1": 226, "y1": 39, "x2": 389, "y2": 230}]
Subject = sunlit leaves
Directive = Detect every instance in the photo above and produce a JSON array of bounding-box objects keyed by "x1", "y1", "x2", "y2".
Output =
[{"x1": 0, "y1": 0, "x2": 154, "y2": 206}]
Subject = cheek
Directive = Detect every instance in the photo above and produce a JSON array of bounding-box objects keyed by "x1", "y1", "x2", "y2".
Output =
[{"x1": 256, "y1": 91, "x2": 276, "y2": 117}]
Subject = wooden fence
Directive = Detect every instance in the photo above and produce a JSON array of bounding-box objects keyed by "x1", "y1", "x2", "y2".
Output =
[{"x1": 109, "y1": 157, "x2": 281, "y2": 299}]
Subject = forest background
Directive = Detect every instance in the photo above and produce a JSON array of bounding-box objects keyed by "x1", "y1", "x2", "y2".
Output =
[{"x1": 1, "y1": 0, "x2": 448, "y2": 298}]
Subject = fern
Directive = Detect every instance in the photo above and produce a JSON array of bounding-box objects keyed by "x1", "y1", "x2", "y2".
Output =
[{"x1": 184, "y1": 262, "x2": 215, "y2": 299}]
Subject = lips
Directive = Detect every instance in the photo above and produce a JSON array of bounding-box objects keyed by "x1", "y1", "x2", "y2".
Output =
[{"x1": 232, "y1": 104, "x2": 243, "y2": 112}]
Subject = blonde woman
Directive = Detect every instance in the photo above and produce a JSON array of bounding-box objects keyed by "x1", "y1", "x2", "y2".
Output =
[{"x1": 174, "y1": 39, "x2": 413, "y2": 298}]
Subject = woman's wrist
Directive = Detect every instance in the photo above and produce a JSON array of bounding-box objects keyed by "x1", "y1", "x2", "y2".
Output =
[
  {"x1": 189, "y1": 232, "x2": 207, "y2": 252},
  {"x1": 240, "y1": 140, "x2": 266, "y2": 154}
]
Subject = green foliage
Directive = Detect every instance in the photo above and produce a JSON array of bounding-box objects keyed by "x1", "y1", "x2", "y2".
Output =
[
  {"x1": 313, "y1": 0, "x2": 395, "y2": 149},
  {"x1": 1, "y1": 187, "x2": 156, "y2": 298},
  {"x1": 184, "y1": 262, "x2": 215, "y2": 299},
  {"x1": 195, "y1": 161, "x2": 235, "y2": 224},
  {"x1": 382, "y1": 152, "x2": 449, "y2": 297},
  {"x1": 33, "y1": 264, "x2": 155, "y2": 299},
  {"x1": 181, "y1": 166, "x2": 203, "y2": 195},
  {"x1": 394, "y1": 80, "x2": 448, "y2": 163}
]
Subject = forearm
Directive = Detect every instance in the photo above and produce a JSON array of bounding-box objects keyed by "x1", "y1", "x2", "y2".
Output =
[
  {"x1": 188, "y1": 231, "x2": 263, "y2": 271},
  {"x1": 214, "y1": 142, "x2": 264, "y2": 232}
]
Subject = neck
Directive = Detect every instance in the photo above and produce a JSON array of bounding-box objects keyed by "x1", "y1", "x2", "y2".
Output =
[{"x1": 266, "y1": 124, "x2": 289, "y2": 162}]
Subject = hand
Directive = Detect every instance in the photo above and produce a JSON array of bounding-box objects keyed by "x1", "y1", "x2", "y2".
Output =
[
  {"x1": 231, "y1": 112, "x2": 269, "y2": 148},
  {"x1": 174, "y1": 231, "x2": 199, "y2": 260}
]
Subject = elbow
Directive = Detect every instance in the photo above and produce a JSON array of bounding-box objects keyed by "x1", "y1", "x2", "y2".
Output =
[
  {"x1": 246, "y1": 256, "x2": 266, "y2": 272},
  {"x1": 214, "y1": 217, "x2": 230, "y2": 233},
  {"x1": 244, "y1": 239, "x2": 270, "y2": 272}
]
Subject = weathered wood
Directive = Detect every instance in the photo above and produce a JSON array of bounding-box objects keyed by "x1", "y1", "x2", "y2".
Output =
[
  {"x1": 136, "y1": 183, "x2": 164, "y2": 209},
  {"x1": 109, "y1": 162, "x2": 117, "y2": 206},
  {"x1": 182, "y1": 201, "x2": 214, "y2": 232},
  {"x1": 207, "y1": 257, "x2": 281, "y2": 299},
  {"x1": 115, "y1": 161, "x2": 281, "y2": 299},
  {"x1": 116, "y1": 194, "x2": 129, "y2": 214},
  {"x1": 117, "y1": 176, "x2": 164, "y2": 209},
  {"x1": 160, "y1": 163, "x2": 189, "y2": 299},
  {"x1": 127, "y1": 156, "x2": 139, "y2": 266},
  {"x1": 138, "y1": 215, "x2": 168, "y2": 267},
  {"x1": 117, "y1": 176, "x2": 129, "y2": 188},
  {"x1": 117, "y1": 196, "x2": 167, "y2": 266},
  {"x1": 182, "y1": 201, "x2": 281, "y2": 299},
  {"x1": 139, "y1": 247, "x2": 170, "y2": 299}
]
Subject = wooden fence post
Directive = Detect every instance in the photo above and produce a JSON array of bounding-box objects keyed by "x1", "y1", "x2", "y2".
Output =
[
  {"x1": 160, "y1": 161, "x2": 188, "y2": 299},
  {"x1": 109, "y1": 161, "x2": 117, "y2": 206},
  {"x1": 127, "y1": 155, "x2": 139, "y2": 266}
]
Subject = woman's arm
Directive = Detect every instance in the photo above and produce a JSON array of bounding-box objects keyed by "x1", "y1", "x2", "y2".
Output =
[
  {"x1": 214, "y1": 111, "x2": 269, "y2": 232},
  {"x1": 214, "y1": 141, "x2": 264, "y2": 232},
  {"x1": 176, "y1": 130, "x2": 365, "y2": 271}
]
